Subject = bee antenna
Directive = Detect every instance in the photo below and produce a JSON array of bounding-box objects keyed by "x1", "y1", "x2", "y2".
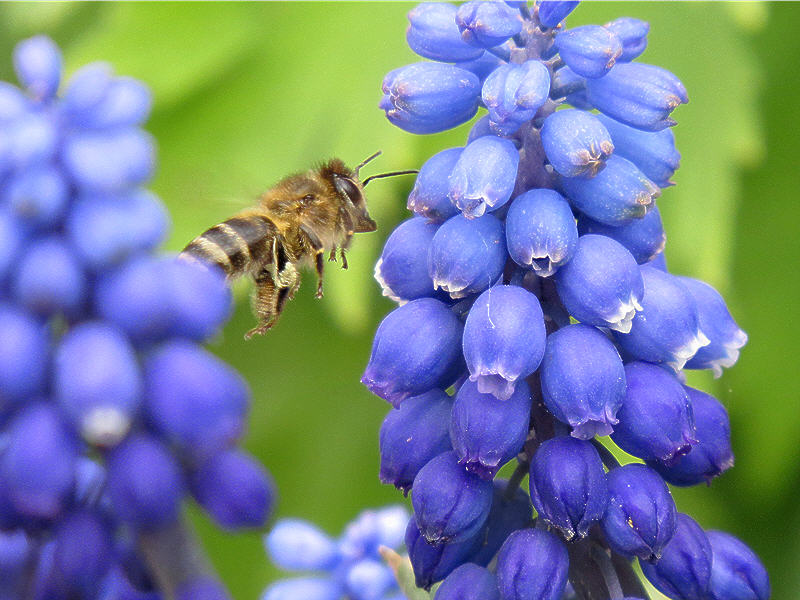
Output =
[
  {"x1": 362, "y1": 170, "x2": 419, "y2": 187},
  {"x1": 355, "y1": 151, "x2": 382, "y2": 177}
]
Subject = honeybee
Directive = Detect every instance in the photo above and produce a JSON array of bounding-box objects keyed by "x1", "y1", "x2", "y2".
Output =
[{"x1": 181, "y1": 152, "x2": 415, "y2": 338}]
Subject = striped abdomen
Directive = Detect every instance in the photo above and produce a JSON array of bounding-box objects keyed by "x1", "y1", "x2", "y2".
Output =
[{"x1": 181, "y1": 215, "x2": 286, "y2": 279}]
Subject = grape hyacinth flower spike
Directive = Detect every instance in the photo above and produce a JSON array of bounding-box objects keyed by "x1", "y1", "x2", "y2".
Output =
[
  {"x1": 365, "y1": 1, "x2": 766, "y2": 598},
  {"x1": 0, "y1": 35, "x2": 275, "y2": 598}
]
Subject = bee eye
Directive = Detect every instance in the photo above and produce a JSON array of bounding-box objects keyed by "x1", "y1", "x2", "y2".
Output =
[{"x1": 334, "y1": 175, "x2": 361, "y2": 205}]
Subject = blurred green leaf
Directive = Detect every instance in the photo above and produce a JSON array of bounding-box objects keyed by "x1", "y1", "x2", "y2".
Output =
[{"x1": 381, "y1": 547, "x2": 431, "y2": 600}]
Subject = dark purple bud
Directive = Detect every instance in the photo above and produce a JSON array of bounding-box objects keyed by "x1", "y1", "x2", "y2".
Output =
[
  {"x1": 407, "y1": 147, "x2": 462, "y2": 222},
  {"x1": 540, "y1": 323, "x2": 625, "y2": 439},
  {"x1": 456, "y1": 1, "x2": 522, "y2": 48},
  {"x1": 5, "y1": 165, "x2": 69, "y2": 228},
  {"x1": 482, "y1": 61, "x2": 550, "y2": 135},
  {"x1": 505, "y1": 189, "x2": 578, "y2": 277},
  {"x1": 0, "y1": 529, "x2": 30, "y2": 596},
  {"x1": 560, "y1": 155, "x2": 660, "y2": 226},
  {"x1": 556, "y1": 25, "x2": 622, "y2": 79},
  {"x1": 541, "y1": 109, "x2": 614, "y2": 178},
  {"x1": 435, "y1": 563, "x2": 499, "y2": 600},
  {"x1": 66, "y1": 191, "x2": 169, "y2": 270},
  {"x1": 640, "y1": 513, "x2": 712, "y2": 600},
  {"x1": 407, "y1": 3, "x2": 484, "y2": 62},
  {"x1": 412, "y1": 450, "x2": 494, "y2": 544},
  {"x1": 379, "y1": 389, "x2": 453, "y2": 493},
  {"x1": 529, "y1": 436, "x2": 608, "y2": 539},
  {"x1": 380, "y1": 63, "x2": 480, "y2": 134},
  {"x1": 471, "y1": 481, "x2": 533, "y2": 565},
  {"x1": 0, "y1": 303, "x2": 48, "y2": 404},
  {"x1": 537, "y1": 1, "x2": 580, "y2": 29},
  {"x1": 448, "y1": 136, "x2": 519, "y2": 217},
  {"x1": 52, "y1": 509, "x2": 113, "y2": 596},
  {"x1": 614, "y1": 266, "x2": 709, "y2": 371},
  {"x1": 495, "y1": 528, "x2": 569, "y2": 600},
  {"x1": 144, "y1": 340, "x2": 248, "y2": 461},
  {"x1": 12, "y1": 235, "x2": 86, "y2": 317},
  {"x1": 601, "y1": 463, "x2": 677, "y2": 561},
  {"x1": 679, "y1": 276, "x2": 747, "y2": 376},
  {"x1": 586, "y1": 62, "x2": 688, "y2": 131},
  {"x1": 555, "y1": 234, "x2": 643, "y2": 332},
  {"x1": 0, "y1": 402, "x2": 77, "y2": 521},
  {"x1": 375, "y1": 217, "x2": 439, "y2": 303},
  {"x1": 462, "y1": 285, "x2": 544, "y2": 399},
  {"x1": 13, "y1": 36, "x2": 62, "y2": 101},
  {"x1": 596, "y1": 114, "x2": 679, "y2": 187},
  {"x1": 429, "y1": 214, "x2": 507, "y2": 299},
  {"x1": 604, "y1": 18, "x2": 649, "y2": 62},
  {"x1": 63, "y1": 128, "x2": 155, "y2": 193},
  {"x1": 650, "y1": 386, "x2": 733, "y2": 486},
  {"x1": 190, "y1": 449, "x2": 275, "y2": 530},
  {"x1": 105, "y1": 433, "x2": 184, "y2": 530},
  {"x1": 706, "y1": 530, "x2": 770, "y2": 600},
  {"x1": 611, "y1": 361, "x2": 696, "y2": 464},
  {"x1": 467, "y1": 114, "x2": 494, "y2": 142},
  {"x1": 577, "y1": 206, "x2": 666, "y2": 265},
  {"x1": 362, "y1": 298, "x2": 464, "y2": 406},
  {"x1": 176, "y1": 576, "x2": 231, "y2": 600},
  {"x1": 450, "y1": 379, "x2": 531, "y2": 479},
  {"x1": 406, "y1": 517, "x2": 483, "y2": 589}
]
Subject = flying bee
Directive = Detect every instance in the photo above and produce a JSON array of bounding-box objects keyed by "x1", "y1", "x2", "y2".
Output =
[{"x1": 181, "y1": 152, "x2": 416, "y2": 338}]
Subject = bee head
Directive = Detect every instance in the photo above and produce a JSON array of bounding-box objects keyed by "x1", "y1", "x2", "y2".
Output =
[{"x1": 332, "y1": 171, "x2": 377, "y2": 233}]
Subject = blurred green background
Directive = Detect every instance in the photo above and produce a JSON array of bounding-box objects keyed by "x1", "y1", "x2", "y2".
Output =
[{"x1": 1, "y1": 2, "x2": 797, "y2": 598}]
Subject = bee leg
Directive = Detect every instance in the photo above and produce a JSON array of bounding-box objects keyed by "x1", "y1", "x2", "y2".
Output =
[
  {"x1": 314, "y1": 251, "x2": 325, "y2": 299},
  {"x1": 339, "y1": 248, "x2": 348, "y2": 270},
  {"x1": 328, "y1": 246, "x2": 337, "y2": 262},
  {"x1": 246, "y1": 269, "x2": 294, "y2": 339}
]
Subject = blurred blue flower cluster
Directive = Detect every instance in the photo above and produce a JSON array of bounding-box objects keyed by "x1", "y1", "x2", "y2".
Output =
[
  {"x1": 0, "y1": 36, "x2": 273, "y2": 599},
  {"x1": 365, "y1": 2, "x2": 768, "y2": 599},
  {"x1": 263, "y1": 505, "x2": 409, "y2": 600}
]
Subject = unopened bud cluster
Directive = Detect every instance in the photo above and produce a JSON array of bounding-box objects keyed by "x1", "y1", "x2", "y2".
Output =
[{"x1": 365, "y1": 2, "x2": 768, "y2": 599}]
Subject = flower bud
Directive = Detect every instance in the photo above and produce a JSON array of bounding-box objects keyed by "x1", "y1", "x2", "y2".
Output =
[
  {"x1": 471, "y1": 482, "x2": 532, "y2": 565},
  {"x1": 541, "y1": 109, "x2": 614, "y2": 178},
  {"x1": 190, "y1": 449, "x2": 275, "y2": 530},
  {"x1": 577, "y1": 206, "x2": 666, "y2": 265},
  {"x1": 537, "y1": 1, "x2": 580, "y2": 29},
  {"x1": 706, "y1": 530, "x2": 770, "y2": 600},
  {"x1": 0, "y1": 208, "x2": 26, "y2": 285},
  {"x1": 61, "y1": 62, "x2": 114, "y2": 120},
  {"x1": 412, "y1": 451, "x2": 494, "y2": 545},
  {"x1": 339, "y1": 505, "x2": 409, "y2": 560},
  {"x1": 482, "y1": 60, "x2": 550, "y2": 135},
  {"x1": 407, "y1": 3, "x2": 484, "y2": 62},
  {"x1": 52, "y1": 509, "x2": 113, "y2": 597},
  {"x1": 450, "y1": 379, "x2": 531, "y2": 479},
  {"x1": 540, "y1": 323, "x2": 626, "y2": 439},
  {"x1": 640, "y1": 513, "x2": 712, "y2": 600},
  {"x1": 344, "y1": 559, "x2": 396, "y2": 600},
  {"x1": 560, "y1": 155, "x2": 660, "y2": 226},
  {"x1": 175, "y1": 577, "x2": 230, "y2": 600},
  {"x1": 0, "y1": 303, "x2": 48, "y2": 404},
  {"x1": 429, "y1": 214, "x2": 507, "y2": 298},
  {"x1": 611, "y1": 361, "x2": 696, "y2": 464},
  {"x1": 380, "y1": 63, "x2": 480, "y2": 134},
  {"x1": 5, "y1": 166, "x2": 69, "y2": 228},
  {"x1": 650, "y1": 386, "x2": 733, "y2": 486},
  {"x1": 0, "y1": 529, "x2": 30, "y2": 595},
  {"x1": 144, "y1": 340, "x2": 249, "y2": 461},
  {"x1": 379, "y1": 389, "x2": 453, "y2": 493},
  {"x1": 555, "y1": 25, "x2": 622, "y2": 79},
  {"x1": 448, "y1": 136, "x2": 519, "y2": 217},
  {"x1": 459, "y1": 52, "x2": 505, "y2": 84},
  {"x1": 407, "y1": 147, "x2": 462, "y2": 222},
  {"x1": 456, "y1": 1, "x2": 523, "y2": 48},
  {"x1": 6, "y1": 111, "x2": 58, "y2": 170},
  {"x1": 614, "y1": 266, "x2": 710, "y2": 371},
  {"x1": 75, "y1": 76, "x2": 152, "y2": 130},
  {"x1": 554, "y1": 234, "x2": 643, "y2": 333},
  {"x1": 13, "y1": 35, "x2": 62, "y2": 102},
  {"x1": 375, "y1": 217, "x2": 439, "y2": 303},
  {"x1": 528, "y1": 436, "x2": 608, "y2": 539},
  {"x1": 435, "y1": 563, "x2": 499, "y2": 600},
  {"x1": 604, "y1": 18, "x2": 649, "y2": 62},
  {"x1": 12, "y1": 235, "x2": 86, "y2": 317},
  {"x1": 467, "y1": 114, "x2": 494, "y2": 142},
  {"x1": 54, "y1": 321, "x2": 141, "y2": 446},
  {"x1": 495, "y1": 528, "x2": 569, "y2": 600},
  {"x1": 463, "y1": 285, "x2": 545, "y2": 399},
  {"x1": 505, "y1": 189, "x2": 578, "y2": 276},
  {"x1": 362, "y1": 298, "x2": 464, "y2": 406},
  {"x1": 266, "y1": 518, "x2": 339, "y2": 572},
  {"x1": 262, "y1": 577, "x2": 341, "y2": 600},
  {"x1": 105, "y1": 433, "x2": 184, "y2": 530},
  {"x1": 679, "y1": 276, "x2": 747, "y2": 376},
  {"x1": 601, "y1": 464, "x2": 677, "y2": 561},
  {"x1": 596, "y1": 114, "x2": 680, "y2": 187},
  {"x1": 405, "y1": 518, "x2": 483, "y2": 589},
  {"x1": 586, "y1": 62, "x2": 688, "y2": 131}
]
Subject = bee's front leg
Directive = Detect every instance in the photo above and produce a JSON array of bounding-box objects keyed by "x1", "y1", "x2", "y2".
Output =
[
  {"x1": 328, "y1": 246, "x2": 337, "y2": 262},
  {"x1": 339, "y1": 248, "x2": 348, "y2": 270},
  {"x1": 314, "y1": 251, "x2": 324, "y2": 299}
]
